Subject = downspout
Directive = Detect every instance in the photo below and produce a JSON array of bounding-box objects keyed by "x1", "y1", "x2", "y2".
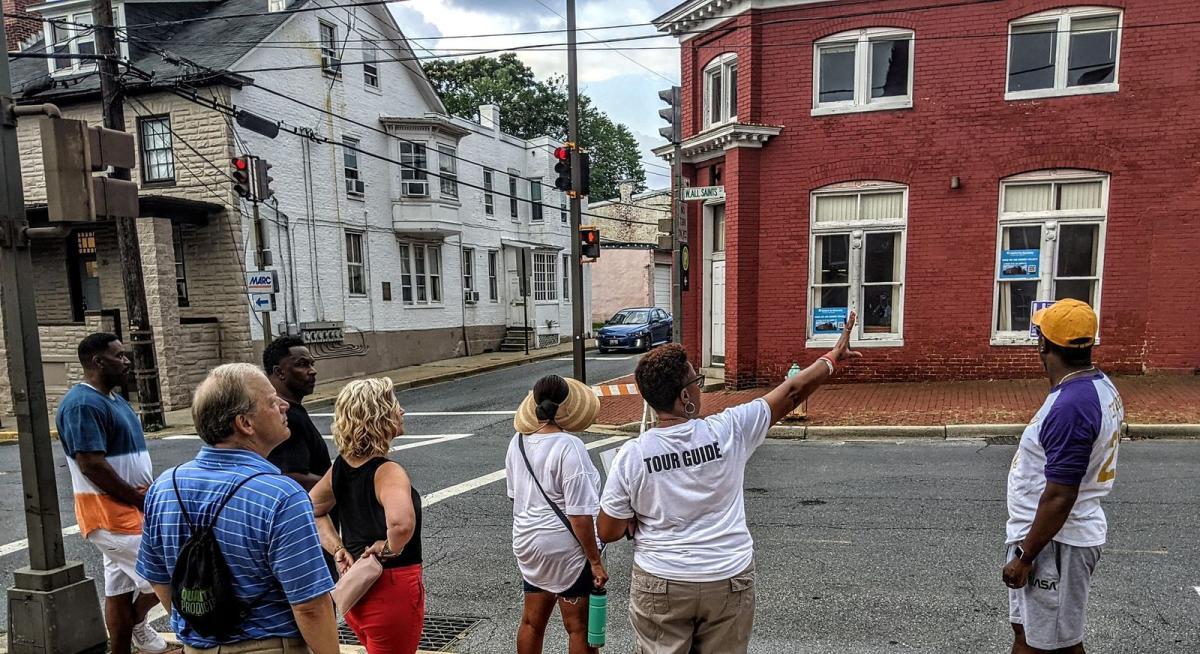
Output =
[{"x1": 302, "y1": 138, "x2": 323, "y2": 319}]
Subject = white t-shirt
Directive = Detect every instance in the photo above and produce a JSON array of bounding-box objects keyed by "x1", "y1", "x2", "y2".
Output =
[
  {"x1": 600, "y1": 399, "x2": 771, "y2": 582},
  {"x1": 1007, "y1": 372, "x2": 1124, "y2": 547},
  {"x1": 505, "y1": 431, "x2": 601, "y2": 593}
]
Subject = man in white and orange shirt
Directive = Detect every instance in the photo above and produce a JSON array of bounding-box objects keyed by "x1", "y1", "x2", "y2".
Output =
[{"x1": 56, "y1": 333, "x2": 173, "y2": 654}]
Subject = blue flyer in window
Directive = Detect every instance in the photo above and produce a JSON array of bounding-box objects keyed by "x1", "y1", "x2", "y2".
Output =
[
  {"x1": 1029, "y1": 300, "x2": 1055, "y2": 338},
  {"x1": 1000, "y1": 249, "x2": 1040, "y2": 279},
  {"x1": 813, "y1": 307, "x2": 848, "y2": 335}
]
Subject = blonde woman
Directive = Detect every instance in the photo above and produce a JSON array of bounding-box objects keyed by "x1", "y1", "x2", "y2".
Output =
[{"x1": 310, "y1": 378, "x2": 424, "y2": 654}]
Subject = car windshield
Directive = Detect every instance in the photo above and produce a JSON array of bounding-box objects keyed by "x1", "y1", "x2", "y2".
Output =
[{"x1": 611, "y1": 311, "x2": 651, "y2": 325}]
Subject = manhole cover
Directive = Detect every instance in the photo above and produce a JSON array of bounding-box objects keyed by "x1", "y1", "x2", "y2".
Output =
[{"x1": 339, "y1": 615, "x2": 484, "y2": 651}]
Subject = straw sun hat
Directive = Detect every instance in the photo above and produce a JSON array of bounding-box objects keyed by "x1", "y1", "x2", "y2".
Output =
[{"x1": 513, "y1": 377, "x2": 599, "y2": 434}]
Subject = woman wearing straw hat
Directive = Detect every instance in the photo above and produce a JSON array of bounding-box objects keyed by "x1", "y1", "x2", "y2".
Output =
[
  {"x1": 310, "y1": 378, "x2": 424, "y2": 654},
  {"x1": 506, "y1": 374, "x2": 607, "y2": 654}
]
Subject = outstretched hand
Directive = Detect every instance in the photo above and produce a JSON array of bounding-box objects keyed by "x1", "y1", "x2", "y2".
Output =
[{"x1": 828, "y1": 311, "x2": 862, "y2": 363}]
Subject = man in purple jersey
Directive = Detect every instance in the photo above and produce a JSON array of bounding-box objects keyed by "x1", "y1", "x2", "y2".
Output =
[{"x1": 1002, "y1": 299, "x2": 1124, "y2": 654}]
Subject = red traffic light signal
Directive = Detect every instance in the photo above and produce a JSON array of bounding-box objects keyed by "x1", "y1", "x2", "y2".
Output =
[
  {"x1": 554, "y1": 145, "x2": 573, "y2": 192},
  {"x1": 554, "y1": 147, "x2": 570, "y2": 161},
  {"x1": 232, "y1": 156, "x2": 253, "y2": 200}
]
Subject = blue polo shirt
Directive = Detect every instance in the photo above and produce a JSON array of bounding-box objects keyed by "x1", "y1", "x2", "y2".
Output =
[{"x1": 137, "y1": 447, "x2": 334, "y2": 648}]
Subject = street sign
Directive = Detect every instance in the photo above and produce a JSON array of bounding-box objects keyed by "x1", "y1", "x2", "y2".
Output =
[
  {"x1": 250, "y1": 293, "x2": 276, "y2": 311},
  {"x1": 246, "y1": 270, "x2": 278, "y2": 293},
  {"x1": 1029, "y1": 300, "x2": 1055, "y2": 338},
  {"x1": 682, "y1": 186, "x2": 725, "y2": 202}
]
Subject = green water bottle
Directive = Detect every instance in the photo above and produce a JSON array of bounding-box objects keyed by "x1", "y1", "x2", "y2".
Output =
[{"x1": 587, "y1": 587, "x2": 607, "y2": 648}]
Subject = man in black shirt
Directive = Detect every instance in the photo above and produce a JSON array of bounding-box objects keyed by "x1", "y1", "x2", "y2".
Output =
[{"x1": 263, "y1": 336, "x2": 330, "y2": 489}]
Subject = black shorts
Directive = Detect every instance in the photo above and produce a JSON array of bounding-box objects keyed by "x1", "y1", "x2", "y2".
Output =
[{"x1": 523, "y1": 562, "x2": 594, "y2": 599}]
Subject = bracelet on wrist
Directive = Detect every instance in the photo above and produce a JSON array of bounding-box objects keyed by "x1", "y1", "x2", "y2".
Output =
[{"x1": 818, "y1": 355, "x2": 836, "y2": 375}]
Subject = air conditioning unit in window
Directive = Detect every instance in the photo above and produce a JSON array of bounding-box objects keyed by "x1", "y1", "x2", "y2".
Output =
[
  {"x1": 402, "y1": 180, "x2": 428, "y2": 197},
  {"x1": 345, "y1": 178, "x2": 365, "y2": 195},
  {"x1": 464, "y1": 290, "x2": 479, "y2": 305}
]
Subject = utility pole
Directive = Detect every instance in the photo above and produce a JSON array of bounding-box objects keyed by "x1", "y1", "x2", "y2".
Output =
[
  {"x1": 252, "y1": 201, "x2": 271, "y2": 345},
  {"x1": 1, "y1": 22, "x2": 107, "y2": 654},
  {"x1": 671, "y1": 141, "x2": 684, "y2": 343},
  {"x1": 94, "y1": 0, "x2": 165, "y2": 429},
  {"x1": 566, "y1": 0, "x2": 586, "y2": 383}
]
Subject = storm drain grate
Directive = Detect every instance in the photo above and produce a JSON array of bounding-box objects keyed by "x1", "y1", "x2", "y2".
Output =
[{"x1": 338, "y1": 615, "x2": 484, "y2": 651}]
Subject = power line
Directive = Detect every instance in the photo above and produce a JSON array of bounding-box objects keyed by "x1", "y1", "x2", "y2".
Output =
[{"x1": 529, "y1": 0, "x2": 677, "y2": 85}]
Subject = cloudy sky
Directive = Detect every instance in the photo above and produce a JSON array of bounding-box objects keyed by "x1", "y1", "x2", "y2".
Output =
[{"x1": 390, "y1": 0, "x2": 683, "y2": 190}]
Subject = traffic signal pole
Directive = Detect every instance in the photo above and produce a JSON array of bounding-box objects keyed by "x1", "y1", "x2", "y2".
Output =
[
  {"x1": 95, "y1": 0, "x2": 165, "y2": 429},
  {"x1": 672, "y1": 141, "x2": 683, "y2": 344},
  {"x1": 566, "y1": 0, "x2": 586, "y2": 383},
  {"x1": 1, "y1": 21, "x2": 107, "y2": 654}
]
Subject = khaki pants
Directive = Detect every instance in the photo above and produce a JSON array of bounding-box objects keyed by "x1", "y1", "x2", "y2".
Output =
[
  {"x1": 628, "y1": 562, "x2": 756, "y2": 654},
  {"x1": 183, "y1": 637, "x2": 309, "y2": 654}
]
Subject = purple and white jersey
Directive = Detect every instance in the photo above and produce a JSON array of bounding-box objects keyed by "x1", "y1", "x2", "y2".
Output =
[{"x1": 1006, "y1": 372, "x2": 1124, "y2": 547}]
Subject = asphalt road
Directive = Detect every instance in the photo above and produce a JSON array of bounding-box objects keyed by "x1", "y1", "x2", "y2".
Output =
[{"x1": 0, "y1": 354, "x2": 1197, "y2": 652}]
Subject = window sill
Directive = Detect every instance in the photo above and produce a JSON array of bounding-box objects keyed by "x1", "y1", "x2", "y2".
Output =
[
  {"x1": 439, "y1": 198, "x2": 462, "y2": 208},
  {"x1": 142, "y1": 180, "x2": 176, "y2": 189},
  {"x1": 322, "y1": 70, "x2": 342, "y2": 81},
  {"x1": 1005, "y1": 84, "x2": 1118, "y2": 102},
  {"x1": 364, "y1": 84, "x2": 382, "y2": 96},
  {"x1": 811, "y1": 101, "x2": 913, "y2": 117},
  {"x1": 806, "y1": 337, "x2": 904, "y2": 349},
  {"x1": 347, "y1": 193, "x2": 365, "y2": 202},
  {"x1": 402, "y1": 303, "x2": 445, "y2": 309},
  {"x1": 348, "y1": 293, "x2": 368, "y2": 299}
]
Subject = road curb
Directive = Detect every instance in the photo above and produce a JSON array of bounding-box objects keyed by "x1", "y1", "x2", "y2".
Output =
[
  {"x1": 595, "y1": 421, "x2": 1200, "y2": 441},
  {"x1": 1125, "y1": 423, "x2": 1200, "y2": 439}
]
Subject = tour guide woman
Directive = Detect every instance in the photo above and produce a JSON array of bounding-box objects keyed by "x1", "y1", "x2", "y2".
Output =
[
  {"x1": 506, "y1": 375, "x2": 608, "y2": 654},
  {"x1": 310, "y1": 378, "x2": 424, "y2": 654},
  {"x1": 598, "y1": 314, "x2": 861, "y2": 654}
]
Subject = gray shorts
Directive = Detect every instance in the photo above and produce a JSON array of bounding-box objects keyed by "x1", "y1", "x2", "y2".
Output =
[{"x1": 1007, "y1": 541, "x2": 1102, "y2": 650}]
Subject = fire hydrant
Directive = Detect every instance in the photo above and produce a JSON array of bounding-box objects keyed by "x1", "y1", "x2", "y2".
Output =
[{"x1": 786, "y1": 363, "x2": 807, "y2": 420}]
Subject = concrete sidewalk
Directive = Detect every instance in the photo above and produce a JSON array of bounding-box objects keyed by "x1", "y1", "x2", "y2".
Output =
[
  {"x1": 596, "y1": 373, "x2": 1200, "y2": 439},
  {"x1": 0, "y1": 340, "x2": 594, "y2": 440}
]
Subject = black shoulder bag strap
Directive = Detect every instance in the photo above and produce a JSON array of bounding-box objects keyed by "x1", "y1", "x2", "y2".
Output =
[
  {"x1": 171, "y1": 469, "x2": 271, "y2": 532},
  {"x1": 517, "y1": 435, "x2": 583, "y2": 548}
]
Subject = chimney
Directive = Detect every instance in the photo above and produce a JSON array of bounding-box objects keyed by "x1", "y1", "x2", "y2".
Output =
[
  {"x1": 618, "y1": 179, "x2": 635, "y2": 204},
  {"x1": 4, "y1": 0, "x2": 42, "y2": 51},
  {"x1": 479, "y1": 104, "x2": 501, "y2": 133}
]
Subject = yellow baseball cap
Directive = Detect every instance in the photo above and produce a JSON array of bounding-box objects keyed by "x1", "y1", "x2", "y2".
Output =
[{"x1": 1032, "y1": 299, "x2": 1098, "y2": 348}]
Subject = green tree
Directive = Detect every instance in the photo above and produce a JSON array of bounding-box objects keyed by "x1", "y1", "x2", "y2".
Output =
[{"x1": 424, "y1": 54, "x2": 646, "y2": 201}]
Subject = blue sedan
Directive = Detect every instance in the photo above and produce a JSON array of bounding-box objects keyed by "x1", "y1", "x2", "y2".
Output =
[{"x1": 597, "y1": 307, "x2": 673, "y2": 353}]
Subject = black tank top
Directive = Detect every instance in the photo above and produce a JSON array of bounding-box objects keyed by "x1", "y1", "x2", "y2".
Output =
[{"x1": 331, "y1": 456, "x2": 423, "y2": 568}]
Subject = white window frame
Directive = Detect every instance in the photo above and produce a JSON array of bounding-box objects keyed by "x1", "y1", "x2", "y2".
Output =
[
  {"x1": 813, "y1": 28, "x2": 914, "y2": 116},
  {"x1": 483, "y1": 169, "x2": 495, "y2": 217},
  {"x1": 991, "y1": 170, "x2": 1109, "y2": 346},
  {"x1": 533, "y1": 252, "x2": 558, "y2": 302},
  {"x1": 138, "y1": 115, "x2": 174, "y2": 184},
  {"x1": 702, "y1": 53, "x2": 738, "y2": 130},
  {"x1": 806, "y1": 181, "x2": 908, "y2": 348},
  {"x1": 530, "y1": 179, "x2": 543, "y2": 222},
  {"x1": 362, "y1": 41, "x2": 380, "y2": 89},
  {"x1": 508, "y1": 171, "x2": 520, "y2": 220},
  {"x1": 561, "y1": 253, "x2": 571, "y2": 302},
  {"x1": 560, "y1": 194, "x2": 568, "y2": 223},
  {"x1": 397, "y1": 241, "x2": 443, "y2": 306},
  {"x1": 345, "y1": 231, "x2": 366, "y2": 296},
  {"x1": 1006, "y1": 7, "x2": 1122, "y2": 101},
  {"x1": 487, "y1": 250, "x2": 499, "y2": 302},
  {"x1": 438, "y1": 145, "x2": 458, "y2": 199},
  {"x1": 399, "y1": 142, "x2": 428, "y2": 197},
  {"x1": 172, "y1": 223, "x2": 189, "y2": 307},
  {"x1": 44, "y1": 10, "x2": 108, "y2": 75},
  {"x1": 320, "y1": 20, "x2": 341, "y2": 76},
  {"x1": 343, "y1": 137, "x2": 364, "y2": 197},
  {"x1": 462, "y1": 247, "x2": 475, "y2": 294}
]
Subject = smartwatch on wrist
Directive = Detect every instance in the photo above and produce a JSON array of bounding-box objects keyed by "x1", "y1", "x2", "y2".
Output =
[{"x1": 1013, "y1": 545, "x2": 1033, "y2": 564}]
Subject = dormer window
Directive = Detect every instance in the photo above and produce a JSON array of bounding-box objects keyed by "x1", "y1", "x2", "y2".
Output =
[{"x1": 43, "y1": 12, "x2": 99, "y2": 74}]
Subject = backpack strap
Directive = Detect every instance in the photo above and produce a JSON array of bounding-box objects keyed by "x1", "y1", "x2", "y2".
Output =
[
  {"x1": 517, "y1": 435, "x2": 582, "y2": 548},
  {"x1": 207, "y1": 472, "x2": 271, "y2": 528},
  {"x1": 171, "y1": 469, "x2": 271, "y2": 533},
  {"x1": 171, "y1": 468, "x2": 196, "y2": 534}
]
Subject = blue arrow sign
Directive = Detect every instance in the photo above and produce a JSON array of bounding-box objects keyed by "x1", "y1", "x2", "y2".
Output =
[{"x1": 255, "y1": 296, "x2": 271, "y2": 308}]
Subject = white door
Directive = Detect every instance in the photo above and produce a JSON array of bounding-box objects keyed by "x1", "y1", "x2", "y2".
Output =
[
  {"x1": 710, "y1": 259, "x2": 726, "y2": 363},
  {"x1": 653, "y1": 264, "x2": 672, "y2": 313},
  {"x1": 505, "y1": 247, "x2": 528, "y2": 328}
]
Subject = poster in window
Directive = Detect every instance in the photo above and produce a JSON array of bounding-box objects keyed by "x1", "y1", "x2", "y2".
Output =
[
  {"x1": 1000, "y1": 249, "x2": 1040, "y2": 279},
  {"x1": 813, "y1": 307, "x2": 848, "y2": 335},
  {"x1": 1029, "y1": 300, "x2": 1055, "y2": 339}
]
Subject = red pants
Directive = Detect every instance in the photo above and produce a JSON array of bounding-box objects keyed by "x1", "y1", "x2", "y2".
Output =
[{"x1": 345, "y1": 564, "x2": 425, "y2": 654}]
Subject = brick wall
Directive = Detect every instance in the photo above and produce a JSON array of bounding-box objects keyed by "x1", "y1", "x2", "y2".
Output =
[
  {"x1": 674, "y1": 0, "x2": 1200, "y2": 387},
  {"x1": 3, "y1": 0, "x2": 41, "y2": 51}
]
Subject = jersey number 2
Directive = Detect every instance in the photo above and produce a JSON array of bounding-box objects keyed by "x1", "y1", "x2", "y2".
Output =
[{"x1": 1097, "y1": 430, "x2": 1120, "y2": 483}]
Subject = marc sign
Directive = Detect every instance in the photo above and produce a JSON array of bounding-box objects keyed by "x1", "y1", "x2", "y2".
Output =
[
  {"x1": 246, "y1": 270, "x2": 278, "y2": 294},
  {"x1": 682, "y1": 186, "x2": 725, "y2": 202}
]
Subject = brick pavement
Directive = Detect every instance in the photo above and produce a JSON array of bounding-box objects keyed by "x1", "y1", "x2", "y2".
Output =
[{"x1": 595, "y1": 374, "x2": 1200, "y2": 427}]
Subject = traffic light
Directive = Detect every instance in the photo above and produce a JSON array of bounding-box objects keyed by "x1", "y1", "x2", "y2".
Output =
[
  {"x1": 40, "y1": 117, "x2": 139, "y2": 221},
  {"x1": 254, "y1": 158, "x2": 275, "y2": 201},
  {"x1": 554, "y1": 145, "x2": 572, "y2": 192},
  {"x1": 658, "y1": 86, "x2": 681, "y2": 143},
  {"x1": 578, "y1": 151, "x2": 591, "y2": 197},
  {"x1": 232, "y1": 155, "x2": 253, "y2": 200},
  {"x1": 580, "y1": 225, "x2": 600, "y2": 259}
]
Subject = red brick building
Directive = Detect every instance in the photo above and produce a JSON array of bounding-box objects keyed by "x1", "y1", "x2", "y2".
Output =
[{"x1": 653, "y1": 0, "x2": 1200, "y2": 387}]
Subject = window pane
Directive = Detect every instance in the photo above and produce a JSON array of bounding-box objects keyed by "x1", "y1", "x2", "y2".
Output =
[
  {"x1": 818, "y1": 287, "x2": 849, "y2": 309},
  {"x1": 999, "y1": 280, "x2": 1039, "y2": 332},
  {"x1": 1057, "y1": 181, "x2": 1102, "y2": 210},
  {"x1": 815, "y1": 194, "x2": 857, "y2": 222},
  {"x1": 414, "y1": 247, "x2": 427, "y2": 302},
  {"x1": 818, "y1": 45, "x2": 855, "y2": 103},
  {"x1": 1005, "y1": 225, "x2": 1042, "y2": 250},
  {"x1": 708, "y1": 69, "x2": 722, "y2": 124},
  {"x1": 1055, "y1": 279, "x2": 1095, "y2": 304},
  {"x1": 727, "y1": 63, "x2": 738, "y2": 118},
  {"x1": 863, "y1": 233, "x2": 898, "y2": 283},
  {"x1": 861, "y1": 192, "x2": 903, "y2": 220},
  {"x1": 1056, "y1": 224, "x2": 1099, "y2": 277},
  {"x1": 870, "y1": 39, "x2": 910, "y2": 98},
  {"x1": 863, "y1": 285, "x2": 898, "y2": 332},
  {"x1": 817, "y1": 234, "x2": 850, "y2": 284},
  {"x1": 711, "y1": 205, "x2": 726, "y2": 252},
  {"x1": 1009, "y1": 23, "x2": 1057, "y2": 92},
  {"x1": 1068, "y1": 16, "x2": 1118, "y2": 87},
  {"x1": 1004, "y1": 184, "x2": 1053, "y2": 212}
]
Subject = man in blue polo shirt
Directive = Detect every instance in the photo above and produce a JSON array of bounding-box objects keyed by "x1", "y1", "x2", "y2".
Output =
[
  {"x1": 1002, "y1": 299, "x2": 1124, "y2": 654},
  {"x1": 137, "y1": 363, "x2": 338, "y2": 654}
]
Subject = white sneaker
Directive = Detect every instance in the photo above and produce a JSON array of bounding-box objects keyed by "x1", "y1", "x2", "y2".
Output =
[{"x1": 131, "y1": 620, "x2": 170, "y2": 654}]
